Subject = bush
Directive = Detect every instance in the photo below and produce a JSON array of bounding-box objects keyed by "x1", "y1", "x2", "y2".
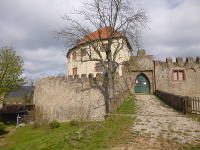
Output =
[
  {"x1": 49, "y1": 121, "x2": 60, "y2": 129},
  {"x1": 0, "y1": 122, "x2": 6, "y2": 133}
]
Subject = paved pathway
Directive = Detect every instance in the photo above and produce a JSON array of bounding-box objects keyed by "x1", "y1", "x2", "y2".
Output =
[{"x1": 111, "y1": 94, "x2": 200, "y2": 150}]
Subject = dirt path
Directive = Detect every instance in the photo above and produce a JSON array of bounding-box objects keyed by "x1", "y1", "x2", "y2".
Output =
[{"x1": 111, "y1": 94, "x2": 200, "y2": 150}]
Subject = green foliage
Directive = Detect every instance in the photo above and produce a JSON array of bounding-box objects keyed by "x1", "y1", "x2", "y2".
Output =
[
  {"x1": 0, "y1": 122, "x2": 6, "y2": 133},
  {"x1": 1, "y1": 116, "x2": 135, "y2": 150},
  {"x1": 187, "y1": 114, "x2": 200, "y2": 123},
  {"x1": 115, "y1": 94, "x2": 137, "y2": 114},
  {"x1": 0, "y1": 46, "x2": 26, "y2": 103},
  {"x1": 49, "y1": 121, "x2": 60, "y2": 129}
]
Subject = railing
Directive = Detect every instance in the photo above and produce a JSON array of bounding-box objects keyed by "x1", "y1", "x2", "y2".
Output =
[{"x1": 155, "y1": 90, "x2": 200, "y2": 115}]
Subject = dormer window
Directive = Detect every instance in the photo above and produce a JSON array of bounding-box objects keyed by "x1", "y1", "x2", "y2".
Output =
[
  {"x1": 173, "y1": 70, "x2": 185, "y2": 81},
  {"x1": 72, "y1": 52, "x2": 76, "y2": 60}
]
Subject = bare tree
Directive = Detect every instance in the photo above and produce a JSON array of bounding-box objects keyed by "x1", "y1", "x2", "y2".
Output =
[
  {"x1": 23, "y1": 80, "x2": 34, "y2": 104},
  {"x1": 58, "y1": 0, "x2": 148, "y2": 112}
]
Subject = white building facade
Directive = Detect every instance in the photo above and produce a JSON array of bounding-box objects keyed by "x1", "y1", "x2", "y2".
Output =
[{"x1": 67, "y1": 28, "x2": 132, "y2": 77}]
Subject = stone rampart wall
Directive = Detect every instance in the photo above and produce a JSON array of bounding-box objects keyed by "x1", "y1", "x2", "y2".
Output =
[
  {"x1": 155, "y1": 56, "x2": 200, "y2": 96},
  {"x1": 34, "y1": 74, "x2": 129, "y2": 122},
  {"x1": 34, "y1": 76, "x2": 105, "y2": 122}
]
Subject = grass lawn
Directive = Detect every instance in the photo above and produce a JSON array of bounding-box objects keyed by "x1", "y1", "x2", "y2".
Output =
[
  {"x1": 187, "y1": 114, "x2": 200, "y2": 123},
  {"x1": 115, "y1": 94, "x2": 136, "y2": 114},
  {"x1": 0, "y1": 95, "x2": 136, "y2": 150},
  {"x1": 4, "y1": 97, "x2": 25, "y2": 104}
]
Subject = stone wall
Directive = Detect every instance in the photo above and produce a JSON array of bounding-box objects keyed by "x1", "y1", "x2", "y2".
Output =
[
  {"x1": 155, "y1": 90, "x2": 186, "y2": 113},
  {"x1": 155, "y1": 57, "x2": 200, "y2": 96},
  {"x1": 126, "y1": 50, "x2": 200, "y2": 96},
  {"x1": 34, "y1": 74, "x2": 129, "y2": 122},
  {"x1": 34, "y1": 76, "x2": 105, "y2": 122},
  {"x1": 125, "y1": 50, "x2": 155, "y2": 94}
]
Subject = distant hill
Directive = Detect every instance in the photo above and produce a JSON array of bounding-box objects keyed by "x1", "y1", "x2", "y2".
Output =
[
  {"x1": 7, "y1": 86, "x2": 34, "y2": 98},
  {"x1": 5, "y1": 86, "x2": 34, "y2": 104}
]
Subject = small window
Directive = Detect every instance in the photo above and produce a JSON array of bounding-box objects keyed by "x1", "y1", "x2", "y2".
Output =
[
  {"x1": 81, "y1": 49, "x2": 87, "y2": 57},
  {"x1": 173, "y1": 70, "x2": 185, "y2": 81},
  {"x1": 72, "y1": 52, "x2": 76, "y2": 60},
  {"x1": 73, "y1": 67, "x2": 77, "y2": 76},
  {"x1": 100, "y1": 43, "x2": 108, "y2": 52},
  {"x1": 95, "y1": 63, "x2": 105, "y2": 72}
]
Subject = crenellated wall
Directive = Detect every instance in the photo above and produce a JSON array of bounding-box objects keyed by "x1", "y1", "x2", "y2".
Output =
[
  {"x1": 34, "y1": 49, "x2": 200, "y2": 123},
  {"x1": 127, "y1": 50, "x2": 200, "y2": 96},
  {"x1": 34, "y1": 76, "x2": 105, "y2": 122},
  {"x1": 155, "y1": 56, "x2": 200, "y2": 96},
  {"x1": 34, "y1": 74, "x2": 129, "y2": 122}
]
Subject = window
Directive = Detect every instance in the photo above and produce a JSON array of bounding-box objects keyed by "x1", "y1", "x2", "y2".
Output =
[
  {"x1": 72, "y1": 52, "x2": 76, "y2": 60},
  {"x1": 100, "y1": 43, "x2": 108, "y2": 52},
  {"x1": 95, "y1": 63, "x2": 105, "y2": 72},
  {"x1": 81, "y1": 49, "x2": 87, "y2": 57},
  {"x1": 173, "y1": 70, "x2": 185, "y2": 81},
  {"x1": 73, "y1": 67, "x2": 77, "y2": 76}
]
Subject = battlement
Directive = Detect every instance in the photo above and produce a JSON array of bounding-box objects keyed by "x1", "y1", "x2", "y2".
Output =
[
  {"x1": 158, "y1": 56, "x2": 200, "y2": 67},
  {"x1": 39, "y1": 73, "x2": 109, "y2": 87}
]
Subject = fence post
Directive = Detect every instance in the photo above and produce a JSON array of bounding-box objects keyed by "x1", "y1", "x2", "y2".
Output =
[
  {"x1": 16, "y1": 114, "x2": 19, "y2": 128},
  {"x1": 183, "y1": 97, "x2": 186, "y2": 115}
]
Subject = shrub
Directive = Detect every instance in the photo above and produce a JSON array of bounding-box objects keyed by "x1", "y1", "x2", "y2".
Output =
[
  {"x1": 0, "y1": 122, "x2": 6, "y2": 133},
  {"x1": 49, "y1": 121, "x2": 60, "y2": 129}
]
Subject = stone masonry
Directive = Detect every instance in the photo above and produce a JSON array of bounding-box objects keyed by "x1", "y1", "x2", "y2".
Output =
[{"x1": 34, "y1": 74, "x2": 129, "y2": 122}]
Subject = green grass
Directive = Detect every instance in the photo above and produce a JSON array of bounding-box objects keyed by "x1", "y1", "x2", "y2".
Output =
[
  {"x1": 187, "y1": 114, "x2": 200, "y2": 123},
  {"x1": 0, "y1": 116, "x2": 135, "y2": 150},
  {"x1": 4, "y1": 97, "x2": 25, "y2": 104},
  {"x1": 115, "y1": 94, "x2": 136, "y2": 114}
]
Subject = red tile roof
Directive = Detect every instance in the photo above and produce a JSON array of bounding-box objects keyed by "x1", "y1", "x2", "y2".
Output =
[
  {"x1": 67, "y1": 27, "x2": 124, "y2": 57},
  {"x1": 76, "y1": 27, "x2": 123, "y2": 46}
]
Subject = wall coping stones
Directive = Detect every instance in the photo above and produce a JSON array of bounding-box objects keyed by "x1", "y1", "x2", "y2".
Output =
[
  {"x1": 176, "y1": 57, "x2": 184, "y2": 66},
  {"x1": 196, "y1": 56, "x2": 200, "y2": 63},
  {"x1": 186, "y1": 56, "x2": 193, "y2": 64},
  {"x1": 137, "y1": 49, "x2": 146, "y2": 56},
  {"x1": 166, "y1": 57, "x2": 172, "y2": 64}
]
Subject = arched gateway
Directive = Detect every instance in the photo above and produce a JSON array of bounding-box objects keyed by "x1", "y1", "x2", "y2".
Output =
[{"x1": 135, "y1": 74, "x2": 150, "y2": 94}]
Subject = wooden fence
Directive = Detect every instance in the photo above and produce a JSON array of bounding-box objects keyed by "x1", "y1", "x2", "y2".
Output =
[
  {"x1": 185, "y1": 96, "x2": 200, "y2": 114},
  {"x1": 155, "y1": 90, "x2": 200, "y2": 115}
]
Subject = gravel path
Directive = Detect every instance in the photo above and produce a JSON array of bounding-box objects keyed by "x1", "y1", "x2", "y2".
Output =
[
  {"x1": 132, "y1": 94, "x2": 200, "y2": 144},
  {"x1": 111, "y1": 94, "x2": 200, "y2": 150}
]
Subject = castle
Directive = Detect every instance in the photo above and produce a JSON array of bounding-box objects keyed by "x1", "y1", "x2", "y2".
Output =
[
  {"x1": 66, "y1": 27, "x2": 200, "y2": 96},
  {"x1": 127, "y1": 50, "x2": 200, "y2": 97},
  {"x1": 67, "y1": 27, "x2": 132, "y2": 77},
  {"x1": 33, "y1": 28, "x2": 200, "y2": 122}
]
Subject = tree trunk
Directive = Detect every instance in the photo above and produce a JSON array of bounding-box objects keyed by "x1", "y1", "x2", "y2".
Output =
[
  {"x1": 108, "y1": 72, "x2": 114, "y2": 99},
  {"x1": 103, "y1": 71, "x2": 114, "y2": 113}
]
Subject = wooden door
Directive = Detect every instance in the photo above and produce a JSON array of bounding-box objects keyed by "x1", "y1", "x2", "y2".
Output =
[{"x1": 135, "y1": 74, "x2": 150, "y2": 94}]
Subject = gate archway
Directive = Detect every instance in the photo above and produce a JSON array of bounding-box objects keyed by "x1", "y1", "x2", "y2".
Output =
[{"x1": 135, "y1": 74, "x2": 150, "y2": 94}]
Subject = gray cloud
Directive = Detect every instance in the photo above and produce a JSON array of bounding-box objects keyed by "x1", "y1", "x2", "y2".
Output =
[
  {"x1": 141, "y1": 0, "x2": 200, "y2": 60},
  {"x1": 0, "y1": 0, "x2": 200, "y2": 81}
]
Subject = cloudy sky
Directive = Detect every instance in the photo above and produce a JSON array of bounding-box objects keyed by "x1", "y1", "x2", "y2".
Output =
[{"x1": 0, "y1": 0, "x2": 199, "y2": 81}]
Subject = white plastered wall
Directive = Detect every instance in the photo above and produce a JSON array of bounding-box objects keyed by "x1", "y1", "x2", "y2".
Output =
[{"x1": 67, "y1": 38, "x2": 131, "y2": 77}]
